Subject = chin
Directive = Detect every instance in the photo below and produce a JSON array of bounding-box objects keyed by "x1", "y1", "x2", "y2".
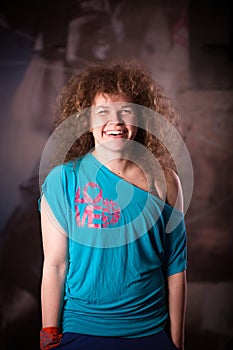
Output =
[{"x1": 102, "y1": 139, "x2": 132, "y2": 152}]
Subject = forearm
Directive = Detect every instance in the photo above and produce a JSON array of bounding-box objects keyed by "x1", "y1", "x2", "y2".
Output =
[
  {"x1": 167, "y1": 271, "x2": 187, "y2": 350},
  {"x1": 41, "y1": 260, "x2": 67, "y2": 328}
]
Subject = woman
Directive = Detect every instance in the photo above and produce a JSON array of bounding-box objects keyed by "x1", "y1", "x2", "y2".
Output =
[{"x1": 39, "y1": 60, "x2": 187, "y2": 350}]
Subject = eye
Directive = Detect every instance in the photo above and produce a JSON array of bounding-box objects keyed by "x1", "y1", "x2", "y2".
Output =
[
  {"x1": 120, "y1": 108, "x2": 136, "y2": 118},
  {"x1": 97, "y1": 109, "x2": 109, "y2": 115},
  {"x1": 120, "y1": 108, "x2": 134, "y2": 115}
]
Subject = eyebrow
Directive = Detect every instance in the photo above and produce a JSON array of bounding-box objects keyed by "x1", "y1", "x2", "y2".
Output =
[
  {"x1": 95, "y1": 104, "x2": 133, "y2": 110},
  {"x1": 95, "y1": 105, "x2": 110, "y2": 111},
  {"x1": 120, "y1": 104, "x2": 133, "y2": 109}
]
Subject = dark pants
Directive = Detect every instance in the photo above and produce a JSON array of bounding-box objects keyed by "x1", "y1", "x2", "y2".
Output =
[{"x1": 55, "y1": 330, "x2": 179, "y2": 350}]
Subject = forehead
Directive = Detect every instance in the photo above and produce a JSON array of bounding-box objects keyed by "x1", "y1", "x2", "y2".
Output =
[{"x1": 93, "y1": 93, "x2": 132, "y2": 106}]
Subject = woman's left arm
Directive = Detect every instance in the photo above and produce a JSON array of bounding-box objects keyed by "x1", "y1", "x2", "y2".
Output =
[
  {"x1": 165, "y1": 168, "x2": 187, "y2": 350},
  {"x1": 167, "y1": 271, "x2": 187, "y2": 350}
]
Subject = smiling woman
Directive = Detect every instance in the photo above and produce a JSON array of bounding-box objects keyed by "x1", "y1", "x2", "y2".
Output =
[{"x1": 39, "y1": 60, "x2": 187, "y2": 350}]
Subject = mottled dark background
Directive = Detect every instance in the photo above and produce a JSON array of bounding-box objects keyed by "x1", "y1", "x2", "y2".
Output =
[{"x1": 0, "y1": 1, "x2": 232, "y2": 349}]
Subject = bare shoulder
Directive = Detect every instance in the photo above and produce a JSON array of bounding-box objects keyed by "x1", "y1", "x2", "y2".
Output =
[{"x1": 163, "y1": 168, "x2": 184, "y2": 212}]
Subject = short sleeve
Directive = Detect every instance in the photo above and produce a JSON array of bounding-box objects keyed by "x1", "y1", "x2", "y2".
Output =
[
  {"x1": 163, "y1": 214, "x2": 187, "y2": 276},
  {"x1": 38, "y1": 165, "x2": 68, "y2": 233}
]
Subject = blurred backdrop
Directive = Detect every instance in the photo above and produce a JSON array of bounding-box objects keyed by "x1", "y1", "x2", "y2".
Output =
[{"x1": 0, "y1": 0, "x2": 232, "y2": 349}]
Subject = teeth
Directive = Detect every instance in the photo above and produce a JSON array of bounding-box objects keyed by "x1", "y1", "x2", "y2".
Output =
[{"x1": 105, "y1": 130, "x2": 123, "y2": 135}]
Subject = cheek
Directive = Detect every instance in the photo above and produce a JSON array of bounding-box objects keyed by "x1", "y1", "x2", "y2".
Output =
[
  {"x1": 90, "y1": 116, "x2": 106, "y2": 131},
  {"x1": 130, "y1": 125, "x2": 138, "y2": 138},
  {"x1": 91, "y1": 126, "x2": 103, "y2": 140}
]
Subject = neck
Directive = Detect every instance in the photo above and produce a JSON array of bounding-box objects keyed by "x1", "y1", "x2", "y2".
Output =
[{"x1": 92, "y1": 146, "x2": 136, "y2": 175}]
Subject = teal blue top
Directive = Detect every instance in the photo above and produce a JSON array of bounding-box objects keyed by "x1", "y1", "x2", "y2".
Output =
[{"x1": 40, "y1": 153, "x2": 187, "y2": 338}]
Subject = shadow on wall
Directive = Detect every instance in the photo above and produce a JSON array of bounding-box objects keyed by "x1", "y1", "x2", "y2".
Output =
[{"x1": 0, "y1": 175, "x2": 43, "y2": 349}]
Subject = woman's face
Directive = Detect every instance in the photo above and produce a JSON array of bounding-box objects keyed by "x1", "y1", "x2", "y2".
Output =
[{"x1": 91, "y1": 93, "x2": 138, "y2": 152}]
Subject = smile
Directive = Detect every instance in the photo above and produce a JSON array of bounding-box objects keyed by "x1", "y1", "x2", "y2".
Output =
[{"x1": 104, "y1": 130, "x2": 126, "y2": 136}]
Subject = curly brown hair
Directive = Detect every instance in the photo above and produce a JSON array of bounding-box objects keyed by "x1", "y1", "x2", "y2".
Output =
[{"x1": 52, "y1": 59, "x2": 181, "y2": 171}]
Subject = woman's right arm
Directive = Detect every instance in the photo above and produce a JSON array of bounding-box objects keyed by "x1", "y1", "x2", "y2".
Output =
[{"x1": 40, "y1": 195, "x2": 68, "y2": 328}]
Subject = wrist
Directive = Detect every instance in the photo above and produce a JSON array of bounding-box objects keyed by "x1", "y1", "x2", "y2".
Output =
[{"x1": 41, "y1": 326, "x2": 61, "y2": 333}]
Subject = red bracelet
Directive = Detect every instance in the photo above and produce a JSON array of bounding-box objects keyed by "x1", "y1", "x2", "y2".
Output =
[{"x1": 40, "y1": 327, "x2": 62, "y2": 350}]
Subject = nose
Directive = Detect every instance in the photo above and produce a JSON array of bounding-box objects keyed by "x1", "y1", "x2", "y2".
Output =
[{"x1": 107, "y1": 110, "x2": 124, "y2": 124}]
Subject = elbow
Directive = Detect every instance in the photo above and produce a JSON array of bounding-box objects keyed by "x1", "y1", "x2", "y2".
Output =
[{"x1": 42, "y1": 257, "x2": 68, "y2": 277}]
